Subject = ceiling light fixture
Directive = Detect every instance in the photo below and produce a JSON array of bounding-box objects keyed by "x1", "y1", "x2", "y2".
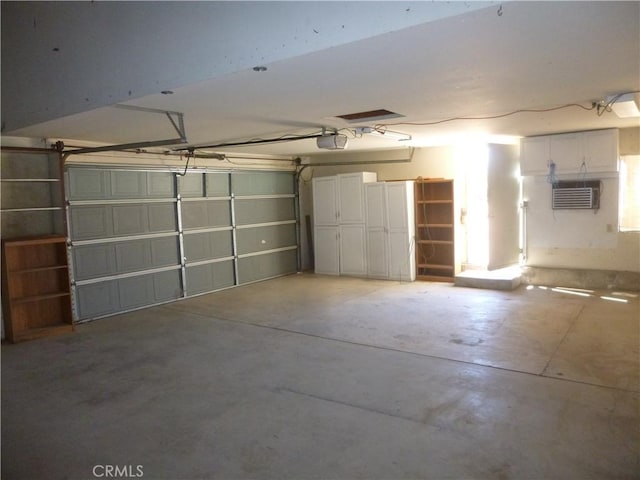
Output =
[
  {"x1": 609, "y1": 92, "x2": 640, "y2": 118},
  {"x1": 354, "y1": 126, "x2": 412, "y2": 142},
  {"x1": 252, "y1": 65, "x2": 268, "y2": 72}
]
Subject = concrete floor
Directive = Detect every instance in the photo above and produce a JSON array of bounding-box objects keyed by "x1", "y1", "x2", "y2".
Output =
[{"x1": 2, "y1": 273, "x2": 639, "y2": 479}]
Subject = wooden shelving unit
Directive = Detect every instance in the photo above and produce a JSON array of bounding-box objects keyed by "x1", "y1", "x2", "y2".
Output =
[
  {"x1": 414, "y1": 179, "x2": 455, "y2": 282},
  {"x1": 1, "y1": 235, "x2": 73, "y2": 342}
]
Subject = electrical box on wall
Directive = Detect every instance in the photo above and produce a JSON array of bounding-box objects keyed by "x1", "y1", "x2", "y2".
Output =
[{"x1": 552, "y1": 180, "x2": 601, "y2": 209}]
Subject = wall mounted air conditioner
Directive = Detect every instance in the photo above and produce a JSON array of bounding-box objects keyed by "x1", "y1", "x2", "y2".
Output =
[{"x1": 552, "y1": 180, "x2": 600, "y2": 209}]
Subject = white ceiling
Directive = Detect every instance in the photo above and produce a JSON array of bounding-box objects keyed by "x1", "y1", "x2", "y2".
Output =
[{"x1": 6, "y1": 1, "x2": 640, "y2": 157}]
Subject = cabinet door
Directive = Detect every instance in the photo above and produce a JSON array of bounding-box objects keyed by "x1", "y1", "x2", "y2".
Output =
[
  {"x1": 549, "y1": 133, "x2": 582, "y2": 173},
  {"x1": 388, "y1": 231, "x2": 415, "y2": 281},
  {"x1": 314, "y1": 226, "x2": 340, "y2": 275},
  {"x1": 366, "y1": 228, "x2": 388, "y2": 278},
  {"x1": 387, "y1": 182, "x2": 415, "y2": 281},
  {"x1": 520, "y1": 137, "x2": 550, "y2": 176},
  {"x1": 583, "y1": 129, "x2": 619, "y2": 172},
  {"x1": 312, "y1": 177, "x2": 338, "y2": 226},
  {"x1": 365, "y1": 183, "x2": 386, "y2": 228},
  {"x1": 365, "y1": 183, "x2": 388, "y2": 278},
  {"x1": 339, "y1": 224, "x2": 367, "y2": 275},
  {"x1": 338, "y1": 174, "x2": 367, "y2": 224},
  {"x1": 386, "y1": 183, "x2": 411, "y2": 231}
]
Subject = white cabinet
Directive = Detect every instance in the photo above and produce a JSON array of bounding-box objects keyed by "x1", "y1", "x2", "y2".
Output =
[
  {"x1": 582, "y1": 129, "x2": 619, "y2": 172},
  {"x1": 338, "y1": 172, "x2": 376, "y2": 223},
  {"x1": 312, "y1": 172, "x2": 377, "y2": 275},
  {"x1": 521, "y1": 129, "x2": 619, "y2": 176},
  {"x1": 312, "y1": 176, "x2": 338, "y2": 225},
  {"x1": 364, "y1": 183, "x2": 389, "y2": 278},
  {"x1": 312, "y1": 172, "x2": 376, "y2": 226},
  {"x1": 314, "y1": 226, "x2": 340, "y2": 275},
  {"x1": 365, "y1": 181, "x2": 415, "y2": 281},
  {"x1": 339, "y1": 224, "x2": 367, "y2": 275},
  {"x1": 549, "y1": 133, "x2": 582, "y2": 173},
  {"x1": 521, "y1": 136, "x2": 550, "y2": 175},
  {"x1": 313, "y1": 173, "x2": 414, "y2": 280}
]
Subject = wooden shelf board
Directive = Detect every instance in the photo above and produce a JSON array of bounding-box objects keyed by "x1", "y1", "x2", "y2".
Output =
[
  {"x1": 416, "y1": 224, "x2": 453, "y2": 228},
  {"x1": 9, "y1": 265, "x2": 68, "y2": 274},
  {"x1": 10, "y1": 324, "x2": 74, "y2": 343},
  {"x1": 417, "y1": 240, "x2": 454, "y2": 245},
  {"x1": 414, "y1": 178, "x2": 450, "y2": 184},
  {"x1": 416, "y1": 200, "x2": 453, "y2": 204},
  {"x1": 2, "y1": 235, "x2": 66, "y2": 246},
  {"x1": 416, "y1": 274, "x2": 454, "y2": 282},
  {"x1": 12, "y1": 292, "x2": 71, "y2": 304},
  {"x1": 417, "y1": 263, "x2": 454, "y2": 270}
]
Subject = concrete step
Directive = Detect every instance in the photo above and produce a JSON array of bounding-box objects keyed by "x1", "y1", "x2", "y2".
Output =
[{"x1": 454, "y1": 266, "x2": 522, "y2": 291}]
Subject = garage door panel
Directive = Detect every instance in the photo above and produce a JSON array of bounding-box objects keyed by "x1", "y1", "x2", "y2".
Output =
[
  {"x1": 111, "y1": 171, "x2": 147, "y2": 198},
  {"x1": 150, "y1": 236, "x2": 180, "y2": 267},
  {"x1": 236, "y1": 224, "x2": 296, "y2": 255},
  {"x1": 238, "y1": 250, "x2": 297, "y2": 284},
  {"x1": 68, "y1": 169, "x2": 110, "y2": 200},
  {"x1": 74, "y1": 237, "x2": 179, "y2": 282},
  {"x1": 185, "y1": 264, "x2": 212, "y2": 295},
  {"x1": 182, "y1": 200, "x2": 231, "y2": 229},
  {"x1": 206, "y1": 172, "x2": 230, "y2": 197},
  {"x1": 178, "y1": 173, "x2": 204, "y2": 197},
  {"x1": 118, "y1": 275, "x2": 154, "y2": 309},
  {"x1": 73, "y1": 244, "x2": 116, "y2": 280},
  {"x1": 112, "y1": 204, "x2": 149, "y2": 235},
  {"x1": 70, "y1": 206, "x2": 111, "y2": 240},
  {"x1": 147, "y1": 172, "x2": 175, "y2": 197},
  {"x1": 235, "y1": 198, "x2": 295, "y2": 225},
  {"x1": 76, "y1": 281, "x2": 119, "y2": 318},
  {"x1": 153, "y1": 270, "x2": 182, "y2": 301},
  {"x1": 206, "y1": 201, "x2": 232, "y2": 227},
  {"x1": 186, "y1": 261, "x2": 234, "y2": 296},
  {"x1": 232, "y1": 171, "x2": 293, "y2": 195},
  {"x1": 184, "y1": 231, "x2": 233, "y2": 262},
  {"x1": 212, "y1": 261, "x2": 235, "y2": 289},
  {"x1": 115, "y1": 239, "x2": 152, "y2": 273},
  {"x1": 148, "y1": 203, "x2": 177, "y2": 232}
]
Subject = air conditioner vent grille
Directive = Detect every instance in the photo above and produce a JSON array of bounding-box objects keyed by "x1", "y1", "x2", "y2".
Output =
[{"x1": 552, "y1": 181, "x2": 600, "y2": 209}]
